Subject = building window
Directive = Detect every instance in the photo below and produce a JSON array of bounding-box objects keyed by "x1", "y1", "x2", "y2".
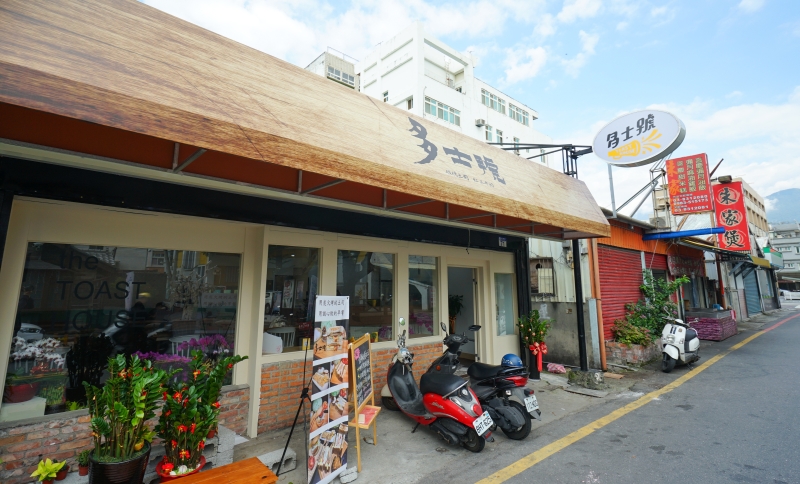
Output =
[
  {"x1": 408, "y1": 256, "x2": 439, "y2": 339},
  {"x1": 337, "y1": 251, "x2": 394, "y2": 342},
  {"x1": 495, "y1": 129, "x2": 503, "y2": 143},
  {"x1": 263, "y1": 246, "x2": 320, "y2": 354},
  {"x1": 383, "y1": 91, "x2": 389, "y2": 102},
  {"x1": 495, "y1": 273, "x2": 515, "y2": 336},
  {"x1": 513, "y1": 137, "x2": 520, "y2": 155},
  {"x1": 485, "y1": 125, "x2": 493, "y2": 142},
  {"x1": 326, "y1": 66, "x2": 355, "y2": 87},
  {"x1": 530, "y1": 258, "x2": 555, "y2": 298},
  {"x1": 481, "y1": 89, "x2": 506, "y2": 115},
  {"x1": 4, "y1": 243, "x2": 241, "y2": 421},
  {"x1": 424, "y1": 96, "x2": 461, "y2": 126},
  {"x1": 407, "y1": 98, "x2": 413, "y2": 110},
  {"x1": 509, "y1": 104, "x2": 530, "y2": 126}
]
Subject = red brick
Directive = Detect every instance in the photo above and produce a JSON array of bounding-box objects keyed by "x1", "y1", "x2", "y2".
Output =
[
  {"x1": 59, "y1": 437, "x2": 93, "y2": 451},
  {"x1": 0, "y1": 435, "x2": 25, "y2": 446}
]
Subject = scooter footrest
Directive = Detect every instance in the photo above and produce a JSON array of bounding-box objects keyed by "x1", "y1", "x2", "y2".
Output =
[{"x1": 438, "y1": 418, "x2": 468, "y2": 436}]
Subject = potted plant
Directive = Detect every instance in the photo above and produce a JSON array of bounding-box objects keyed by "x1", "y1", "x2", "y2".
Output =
[
  {"x1": 78, "y1": 450, "x2": 90, "y2": 476},
  {"x1": 518, "y1": 310, "x2": 551, "y2": 379},
  {"x1": 53, "y1": 459, "x2": 69, "y2": 481},
  {"x1": 155, "y1": 350, "x2": 247, "y2": 481},
  {"x1": 2, "y1": 372, "x2": 38, "y2": 403},
  {"x1": 84, "y1": 354, "x2": 175, "y2": 484},
  {"x1": 30, "y1": 458, "x2": 65, "y2": 484},
  {"x1": 448, "y1": 295, "x2": 464, "y2": 334}
]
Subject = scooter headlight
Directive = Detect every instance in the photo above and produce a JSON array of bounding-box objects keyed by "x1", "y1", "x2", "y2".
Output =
[{"x1": 664, "y1": 335, "x2": 676, "y2": 344}]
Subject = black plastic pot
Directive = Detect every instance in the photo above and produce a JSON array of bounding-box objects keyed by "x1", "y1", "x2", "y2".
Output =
[
  {"x1": 88, "y1": 443, "x2": 151, "y2": 484},
  {"x1": 528, "y1": 365, "x2": 540, "y2": 380}
]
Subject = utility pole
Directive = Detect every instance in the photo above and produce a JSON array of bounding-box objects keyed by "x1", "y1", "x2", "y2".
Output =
[{"x1": 572, "y1": 239, "x2": 588, "y2": 371}]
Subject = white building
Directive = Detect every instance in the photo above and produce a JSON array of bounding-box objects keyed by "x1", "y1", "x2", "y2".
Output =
[
  {"x1": 305, "y1": 48, "x2": 359, "y2": 91},
  {"x1": 355, "y1": 23, "x2": 555, "y2": 168}
]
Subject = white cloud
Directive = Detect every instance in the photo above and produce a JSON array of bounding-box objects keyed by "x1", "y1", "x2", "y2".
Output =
[
  {"x1": 503, "y1": 46, "x2": 548, "y2": 84},
  {"x1": 765, "y1": 198, "x2": 777, "y2": 211},
  {"x1": 616, "y1": 21, "x2": 629, "y2": 31},
  {"x1": 609, "y1": 0, "x2": 639, "y2": 17},
  {"x1": 561, "y1": 30, "x2": 598, "y2": 77},
  {"x1": 556, "y1": 0, "x2": 602, "y2": 24},
  {"x1": 534, "y1": 13, "x2": 557, "y2": 38},
  {"x1": 651, "y1": 5, "x2": 668, "y2": 17},
  {"x1": 737, "y1": 0, "x2": 766, "y2": 13},
  {"x1": 726, "y1": 91, "x2": 743, "y2": 99}
]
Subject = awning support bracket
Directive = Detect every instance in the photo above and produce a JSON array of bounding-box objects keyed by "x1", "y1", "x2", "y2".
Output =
[
  {"x1": 173, "y1": 148, "x2": 207, "y2": 173},
  {"x1": 451, "y1": 212, "x2": 494, "y2": 222},
  {"x1": 301, "y1": 179, "x2": 346, "y2": 195},
  {"x1": 387, "y1": 199, "x2": 434, "y2": 211}
]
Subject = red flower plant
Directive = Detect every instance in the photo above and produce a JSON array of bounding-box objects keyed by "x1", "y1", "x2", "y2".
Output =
[
  {"x1": 163, "y1": 391, "x2": 168, "y2": 401},
  {"x1": 212, "y1": 401, "x2": 220, "y2": 409},
  {"x1": 190, "y1": 423, "x2": 196, "y2": 434},
  {"x1": 193, "y1": 370, "x2": 201, "y2": 380},
  {"x1": 173, "y1": 391, "x2": 182, "y2": 400},
  {"x1": 171, "y1": 440, "x2": 178, "y2": 448},
  {"x1": 177, "y1": 424, "x2": 187, "y2": 433},
  {"x1": 227, "y1": 363, "x2": 233, "y2": 369},
  {"x1": 198, "y1": 441, "x2": 205, "y2": 450},
  {"x1": 162, "y1": 463, "x2": 174, "y2": 473},
  {"x1": 179, "y1": 450, "x2": 190, "y2": 459},
  {"x1": 165, "y1": 410, "x2": 171, "y2": 417}
]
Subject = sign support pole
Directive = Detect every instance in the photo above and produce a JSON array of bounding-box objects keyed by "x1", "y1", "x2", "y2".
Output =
[
  {"x1": 607, "y1": 164, "x2": 617, "y2": 219},
  {"x1": 572, "y1": 239, "x2": 588, "y2": 371}
]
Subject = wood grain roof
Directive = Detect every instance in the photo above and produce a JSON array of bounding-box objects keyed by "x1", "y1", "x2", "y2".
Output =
[{"x1": 0, "y1": 0, "x2": 610, "y2": 239}]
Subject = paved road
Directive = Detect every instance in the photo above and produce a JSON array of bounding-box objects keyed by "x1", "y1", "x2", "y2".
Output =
[{"x1": 417, "y1": 308, "x2": 800, "y2": 484}]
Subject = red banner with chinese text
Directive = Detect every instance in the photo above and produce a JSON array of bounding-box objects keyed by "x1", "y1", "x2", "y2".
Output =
[
  {"x1": 665, "y1": 153, "x2": 713, "y2": 214},
  {"x1": 713, "y1": 181, "x2": 751, "y2": 251}
]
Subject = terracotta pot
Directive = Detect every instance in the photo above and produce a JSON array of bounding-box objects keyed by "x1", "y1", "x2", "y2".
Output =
[
  {"x1": 42, "y1": 480, "x2": 54, "y2": 484},
  {"x1": 55, "y1": 464, "x2": 69, "y2": 480},
  {"x1": 2, "y1": 382, "x2": 38, "y2": 403},
  {"x1": 156, "y1": 456, "x2": 206, "y2": 482},
  {"x1": 79, "y1": 465, "x2": 89, "y2": 476}
]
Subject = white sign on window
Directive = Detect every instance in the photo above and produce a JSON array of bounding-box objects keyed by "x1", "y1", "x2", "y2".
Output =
[{"x1": 314, "y1": 295, "x2": 349, "y2": 322}]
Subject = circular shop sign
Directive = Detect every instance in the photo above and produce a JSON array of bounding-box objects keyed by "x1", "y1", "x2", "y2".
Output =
[{"x1": 592, "y1": 110, "x2": 685, "y2": 167}]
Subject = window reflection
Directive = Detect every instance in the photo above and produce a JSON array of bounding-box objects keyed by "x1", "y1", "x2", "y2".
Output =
[
  {"x1": 337, "y1": 251, "x2": 394, "y2": 342},
  {"x1": 408, "y1": 256, "x2": 438, "y2": 338}
]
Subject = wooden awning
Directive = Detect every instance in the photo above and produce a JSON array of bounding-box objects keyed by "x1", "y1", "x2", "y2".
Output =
[{"x1": 0, "y1": 0, "x2": 609, "y2": 239}]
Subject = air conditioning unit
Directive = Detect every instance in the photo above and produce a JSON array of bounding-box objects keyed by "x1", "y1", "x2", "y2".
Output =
[
  {"x1": 650, "y1": 216, "x2": 668, "y2": 228},
  {"x1": 475, "y1": 119, "x2": 486, "y2": 127}
]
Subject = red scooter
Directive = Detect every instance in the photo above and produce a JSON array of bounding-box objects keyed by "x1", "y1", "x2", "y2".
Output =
[{"x1": 385, "y1": 326, "x2": 494, "y2": 452}]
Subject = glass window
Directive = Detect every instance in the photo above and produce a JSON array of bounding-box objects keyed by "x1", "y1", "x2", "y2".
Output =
[
  {"x1": 496, "y1": 129, "x2": 503, "y2": 143},
  {"x1": 263, "y1": 246, "x2": 320, "y2": 354},
  {"x1": 485, "y1": 126, "x2": 493, "y2": 142},
  {"x1": 495, "y1": 273, "x2": 515, "y2": 336},
  {"x1": 383, "y1": 91, "x2": 389, "y2": 102},
  {"x1": 513, "y1": 137, "x2": 520, "y2": 155},
  {"x1": 4, "y1": 243, "x2": 240, "y2": 421},
  {"x1": 408, "y1": 256, "x2": 438, "y2": 339},
  {"x1": 338, "y1": 251, "x2": 394, "y2": 342}
]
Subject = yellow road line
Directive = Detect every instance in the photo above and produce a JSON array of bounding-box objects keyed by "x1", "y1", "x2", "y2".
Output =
[{"x1": 476, "y1": 331, "x2": 766, "y2": 484}]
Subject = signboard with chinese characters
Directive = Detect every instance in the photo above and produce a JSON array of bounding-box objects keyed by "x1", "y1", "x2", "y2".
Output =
[
  {"x1": 713, "y1": 182, "x2": 751, "y2": 251},
  {"x1": 592, "y1": 110, "x2": 686, "y2": 167},
  {"x1": 665, "y1": 153, "x2": 713, "y2": 214}
]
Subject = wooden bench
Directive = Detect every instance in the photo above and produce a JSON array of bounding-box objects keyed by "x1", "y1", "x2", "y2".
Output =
[{"x1": 177, "y1": 457, "x2": 278, "y2": 483}]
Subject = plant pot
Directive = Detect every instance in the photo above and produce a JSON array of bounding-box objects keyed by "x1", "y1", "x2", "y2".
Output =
[
  {"x1": 79, "y1": 465, "x2": 89, "y2": 476},
  {"x1": 56, "y1": 464, "x2": 69, "y2": 480},
  {"x1": 42, "y1": 480, "x2": 54, "y2": 484},
  {"x1": 2, "y1": 382, "x2": 38, "y2": 403},
  {"x1": 88, "y1": 442, "x2": 151, "y2": 484},
  {"x1": 528, "y1": 365, "x2": 540, "y2": 380},
  {"x1": 156, "y1": 456, "x2": 206, "y2": 482}
]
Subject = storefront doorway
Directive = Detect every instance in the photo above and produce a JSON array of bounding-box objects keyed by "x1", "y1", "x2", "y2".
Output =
[{"x1": 448, "y1": 267, "x2": 479, "y2": 362}]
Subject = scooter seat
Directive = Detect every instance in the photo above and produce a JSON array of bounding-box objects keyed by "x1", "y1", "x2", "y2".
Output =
[
  {"x1": 686, "y1": 328, "x2": 698, "y2": 341},
  {"x1": 467, "y1": 362, "x2": 504, "y2": 380},
  {"x1": 420, "y1": 371, "x2": 466, "y2": 397}
]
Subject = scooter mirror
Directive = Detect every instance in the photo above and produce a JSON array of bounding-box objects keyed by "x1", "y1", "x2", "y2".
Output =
[
  {"x1": 440, "y1": 321, "x2": 448, "y2": 334},
  {"x1": 468, "y1": 325, "x2": 482, "y2": 331}
]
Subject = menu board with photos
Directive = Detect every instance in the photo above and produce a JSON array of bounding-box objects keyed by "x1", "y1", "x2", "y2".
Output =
[{"x1": 308, "y1": 296, "x2": 350, "y2": 484}]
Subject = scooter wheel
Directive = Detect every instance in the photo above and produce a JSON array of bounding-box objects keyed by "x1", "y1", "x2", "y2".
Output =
[
  {"x1": 501, "y1": 401, "x2": 532, "y2": 440},
  {"x1": 461, "y1": 429, "x2": 485, "y2": 453},
  {"x1": 661, "y1": 354, "x2": 676, "y2": 373},
  {"x1": 381, "y1": 396, "x2": 400, "y2": 411}
]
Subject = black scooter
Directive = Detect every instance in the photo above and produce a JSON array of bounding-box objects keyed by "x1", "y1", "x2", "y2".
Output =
[{"x1": 426, "y1": 322, "x2": 540, "y2": 440}]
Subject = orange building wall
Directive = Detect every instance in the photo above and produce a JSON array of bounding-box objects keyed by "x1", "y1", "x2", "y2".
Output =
[{"x1": 597, "y1": 221, "x2": 704, "y2": 259}]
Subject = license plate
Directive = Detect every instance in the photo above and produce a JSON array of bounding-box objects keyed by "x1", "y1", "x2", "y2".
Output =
[
  {"x1": 525, "y1": 395, "x2": 539, "y2": 413},
  {"x1": 473, "y1": 411, "x2": 494, "y2": 436}
]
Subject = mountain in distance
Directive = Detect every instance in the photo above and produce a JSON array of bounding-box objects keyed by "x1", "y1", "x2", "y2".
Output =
[{"x1": 765, "y1": 188, "x2": 800, "y2": 224}]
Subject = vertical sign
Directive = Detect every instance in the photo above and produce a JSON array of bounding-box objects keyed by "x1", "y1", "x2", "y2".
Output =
[
  {"x1": 665, "y1": 153, "x2": 713, "y2": 214},
  {"x1": 713, "y1": 182, "x2": 751, "y2": 251},
  {"x1": 308, "y1": 296, "x2": 350, "y2": 484}
]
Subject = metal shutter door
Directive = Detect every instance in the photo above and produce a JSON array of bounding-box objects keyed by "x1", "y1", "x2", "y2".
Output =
[
  {"x1": 744, "y1": 270, "x2": 762, "y2": 316},
  {"x1": 645, "y1": 253, "x2": 668, "y2": 271},
  {"x1": 598, "y1": 246, "x2": 643, "y2": 341}
]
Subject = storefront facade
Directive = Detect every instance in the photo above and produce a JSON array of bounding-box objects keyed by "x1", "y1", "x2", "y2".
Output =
[{"x1": 0, "y1": 2, "x2": 609, "y2": 481}]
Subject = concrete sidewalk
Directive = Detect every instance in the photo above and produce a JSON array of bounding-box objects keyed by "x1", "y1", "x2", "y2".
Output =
[{"x1": 232, "y1": 307, "x2": 793, "y2": 484}]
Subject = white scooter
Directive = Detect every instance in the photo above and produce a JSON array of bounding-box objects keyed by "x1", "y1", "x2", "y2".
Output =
[{"x1": 660, "y1": 317, "x2": 700, "y2": 373}]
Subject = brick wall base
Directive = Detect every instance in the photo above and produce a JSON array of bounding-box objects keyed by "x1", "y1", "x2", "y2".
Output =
[
  {"x1": 605, "y1": 341, "x2": 661, "y2": 366},
  {"x1": 0, "y1": 385, "x2": 248, "y2": 484},
  {"x1": 258, "y1": 341, "x2": 443, "y2": 434}
]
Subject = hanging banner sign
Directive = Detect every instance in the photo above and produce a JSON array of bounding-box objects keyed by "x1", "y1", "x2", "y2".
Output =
[
  {"x1": 665, "y1": 153, "x2": 713, "y2": 214},
  {"x1": 667, "y1": 255, "x2": 706, "y2": 277},
  {"x1": 308, "y1": 295, "x2": 350, "y2": 484},
  {"x1": 713, "y1": 182, "x2": 751, "y2": 251},
  {"x1": 592, "y1": 110, "x2": 686, "y2": 167}
]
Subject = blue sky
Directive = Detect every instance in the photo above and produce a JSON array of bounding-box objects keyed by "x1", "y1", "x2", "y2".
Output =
[{"x1": 143, "y1": 0, "x2": 800, "y2": 219}]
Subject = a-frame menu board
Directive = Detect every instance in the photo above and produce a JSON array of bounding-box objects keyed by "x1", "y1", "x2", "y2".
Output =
[{"x1": 348, "y1": 334, "x2": 380, "y2": 472}]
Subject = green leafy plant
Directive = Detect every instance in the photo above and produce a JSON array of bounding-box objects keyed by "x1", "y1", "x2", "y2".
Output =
[
  {"x1": 84, "y1": 354, "x2": 176, "y2": 461},
  {"x1": 611, "y1": 318, "x2": 654, "y2": 347},
  {"x1": 156, "y1": 350, "x2": 247, "y2": 475},
  {"x1": 517, "y1": 309, "x2": 551, "y2": 345},
  {"x1": 30, "y1": 458, "x2": 65, "y2": 482},
  {"x1": 78, "y1": 449, "x2": 90, "y2": 467},
  {"x1": 620, "y1": 272, "x2": 690, "y2": 336},
  {"x1": 66, "y1": 400, "x2": 86, "y2": 411},
  {"x1": 448, "y1": 295, "x2": 464, "y2": 319}
]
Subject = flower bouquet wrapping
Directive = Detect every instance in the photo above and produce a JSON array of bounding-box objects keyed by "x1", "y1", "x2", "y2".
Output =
[{"x1": 517, "y1": 310, "x2": 551, "y2": 373}]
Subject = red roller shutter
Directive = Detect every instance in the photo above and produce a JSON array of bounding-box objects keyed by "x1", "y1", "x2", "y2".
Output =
[
  {"x1": 598, "y1": 245, "x2": 643, "y2": 341},
  {"x1": 646, "y1": 253, "x2": 668, "y2": 271}
]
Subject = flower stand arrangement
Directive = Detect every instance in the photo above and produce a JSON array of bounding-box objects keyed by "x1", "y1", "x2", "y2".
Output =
[
  {"x1": 155, "y1": 350, "x2": 247, "y2": 482},
  {"x1": 30, "y1": 458, "x2": 65, "y2": 484},
  {"x1": 84, "y1": 354, "x2": 175, "y2": 484},
  {"x1": 518, "y1": 310, "x2": 551, "y2": 379}
]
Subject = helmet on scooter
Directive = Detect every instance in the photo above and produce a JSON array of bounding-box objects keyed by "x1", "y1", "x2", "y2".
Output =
[{"x1": 501, "y1": 354, "x2": 523, "y2": 368}]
